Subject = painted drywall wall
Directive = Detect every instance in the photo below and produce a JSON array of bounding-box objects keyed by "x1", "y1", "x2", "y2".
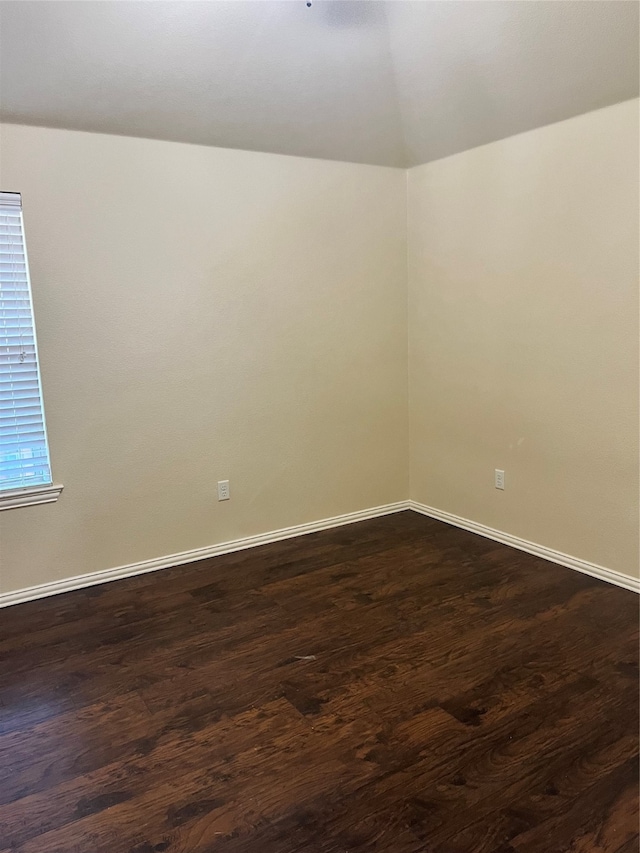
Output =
[
  {"x1": 408, "y1": 99, "x2": 639, "y2": 578},
  {"x1": 1, "y1": 100, "x2": 637, "y2": 597},
  {"x1": 0, "y1": 123, "x2": 408, "y2": 594}
]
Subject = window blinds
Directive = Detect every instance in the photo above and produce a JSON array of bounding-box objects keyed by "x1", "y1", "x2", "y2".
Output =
[{"x1": 0, "y1": 192, "x2": 52, "y2": 491}]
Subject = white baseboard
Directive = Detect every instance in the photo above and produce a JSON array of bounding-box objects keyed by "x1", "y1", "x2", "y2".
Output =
[
  {"x1": 0, "y1": 501, "x2": 410, "y2": 608},
  {"x1": 410, "y1": 500, "x2": 639, "y2": 594},
  {"x1": 3, "y1": 498, "x2": 636, "y2": 608}
]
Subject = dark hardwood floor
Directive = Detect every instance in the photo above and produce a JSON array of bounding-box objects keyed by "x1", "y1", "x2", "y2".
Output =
[{"x1": 0, "y1": 511, "x2": 638, "y2": 853}]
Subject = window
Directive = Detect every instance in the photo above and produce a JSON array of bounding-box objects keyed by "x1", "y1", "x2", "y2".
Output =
[{"x1": 0, "y1": 192, "x2": 61, "y2": 509}]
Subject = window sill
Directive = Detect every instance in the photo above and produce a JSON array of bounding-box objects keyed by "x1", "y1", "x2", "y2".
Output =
[{"x1": 0, "y1": 484, "x2": 64, "y2": 511}]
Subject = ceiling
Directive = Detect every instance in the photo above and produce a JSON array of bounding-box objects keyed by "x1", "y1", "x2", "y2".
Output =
[{"x1": 0, "y1": 1, "x2": 638, "y2": 168}]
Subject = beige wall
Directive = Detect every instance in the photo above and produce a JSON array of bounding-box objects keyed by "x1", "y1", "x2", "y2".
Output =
[
  {"x1": 0, "y1": 124, "x2": 409, "y2": 594},
  {"x1": 1, "y1": 100, "x2": 638, "y2": 598},
  {"x1": 408, "y1": 99, "x2": 639, "y2": 577}
]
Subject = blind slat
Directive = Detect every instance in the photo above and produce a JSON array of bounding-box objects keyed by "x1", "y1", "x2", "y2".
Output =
[{"x1": 1, "y1": 437, "x2": 48, "y2": 452}]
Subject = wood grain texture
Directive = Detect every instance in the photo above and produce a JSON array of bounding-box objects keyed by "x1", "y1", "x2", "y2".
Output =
[{"x1": 0, "y1": 511, "x2": 637, "y2": 852}]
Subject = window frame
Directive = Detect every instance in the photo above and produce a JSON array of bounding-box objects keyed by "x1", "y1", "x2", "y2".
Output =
[{"x1": 0, "y1": 191, "x2": 62, "y2": 511}]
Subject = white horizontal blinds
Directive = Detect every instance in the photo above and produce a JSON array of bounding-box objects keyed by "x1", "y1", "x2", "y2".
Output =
[{"x1": 0, "y1": 192, "x2": 52, "y2": 491}]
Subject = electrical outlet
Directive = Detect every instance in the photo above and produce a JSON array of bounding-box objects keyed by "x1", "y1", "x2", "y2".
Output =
[
  {"x1": 217, "y1": 480, "x2": 230, "y2": 501},
  {"x1": 495, "y1": 469, "x2": 505, "y2": 490}
]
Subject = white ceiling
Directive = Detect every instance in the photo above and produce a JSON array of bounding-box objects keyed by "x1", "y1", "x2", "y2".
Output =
[{"x1": 0, "y1": 1, "x2": 638, "y2": 168}]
